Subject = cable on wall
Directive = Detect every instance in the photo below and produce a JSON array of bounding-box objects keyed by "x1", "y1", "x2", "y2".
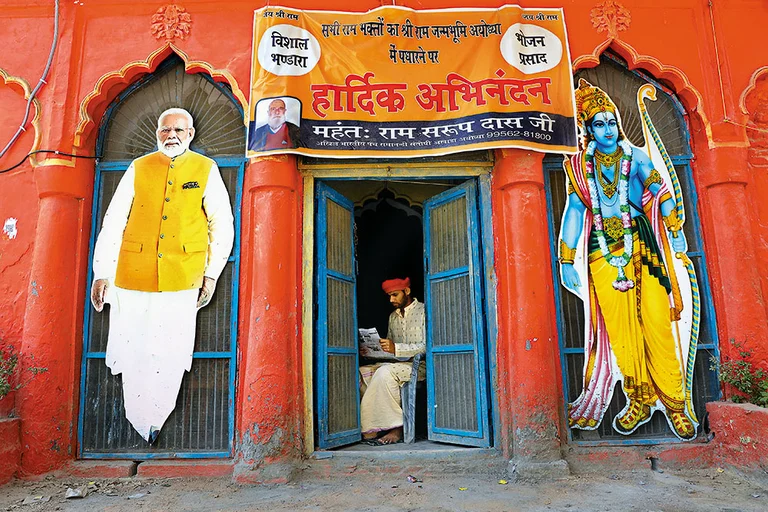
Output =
[
  {"x1": 0, "y1": 0, "x2": 60, "y2": 160},
  {"x1": 0, "y1": 150, "x2": 100, "y2": 175}
]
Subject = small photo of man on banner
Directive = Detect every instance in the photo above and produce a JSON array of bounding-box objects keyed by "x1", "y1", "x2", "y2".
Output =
[{"x1": 248, "y1": 96, "x2": 303, "y2": 152}]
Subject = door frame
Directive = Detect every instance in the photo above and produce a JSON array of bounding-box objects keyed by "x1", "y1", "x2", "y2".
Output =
[{"x1": 299, "y1": 157, "x2": 499, "y2": 454}]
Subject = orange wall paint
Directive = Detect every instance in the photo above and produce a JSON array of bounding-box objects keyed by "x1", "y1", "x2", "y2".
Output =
[{"x1": 0, "y1": 0, "x2": 766, "y2": 477}]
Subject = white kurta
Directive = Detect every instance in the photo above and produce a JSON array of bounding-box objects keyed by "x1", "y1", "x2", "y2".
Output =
[
  {"x1": 360, "y1": 299, "x2": 426, "y2": 434},
  {"x1": 92, "y1": 153, "x2": 234, "y2": 441}
]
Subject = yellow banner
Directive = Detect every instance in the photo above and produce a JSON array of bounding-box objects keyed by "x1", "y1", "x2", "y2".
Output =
[{"x1": 248, "y1": 5, "x2": 577, "y2": 158}]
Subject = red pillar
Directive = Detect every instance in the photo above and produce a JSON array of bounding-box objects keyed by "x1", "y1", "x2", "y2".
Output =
[
  {"x1": 18, "y1": 163, "x2": 91, "y2": 475},
  {"x1": 694, "y1": 144, "x2": 768, "y2": 370},
  {"x1": 234, "y1": 156, "x2": 303, "y2": 483},
  {"x1": 491, "y1": 149, "x2": 566, "y2": 476}
]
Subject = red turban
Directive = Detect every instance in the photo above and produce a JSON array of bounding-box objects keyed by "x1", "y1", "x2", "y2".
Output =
[{"x1": 381, "y1": 277, "x2": 410, "y2": 294}]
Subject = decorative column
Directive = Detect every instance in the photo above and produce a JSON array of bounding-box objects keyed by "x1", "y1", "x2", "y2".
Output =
[
  {"x1": 18, "y1": 162, "x2": 92, "y2": 475},
  {"x1": 694, "y1": 144, "x2": 768, "y2": 371},
  {"x1": 234, "y1": 156, "x2": 303, "y2": 483},
  {"x1": 491, "y1": 149, "x2": 568, "y2": 479},
  {"x1": 744, "y1": 82, "x2": 768, "y2": 364}
]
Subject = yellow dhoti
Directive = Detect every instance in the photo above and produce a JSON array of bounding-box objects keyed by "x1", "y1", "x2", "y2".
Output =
[{"x1": 588, "y1": 227, "x2": 685, "y2": 414}]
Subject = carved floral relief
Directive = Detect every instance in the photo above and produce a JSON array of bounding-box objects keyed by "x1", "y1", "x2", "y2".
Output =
[{"x1": 150, "y1": 4, "x2": 192, "y2": 42}]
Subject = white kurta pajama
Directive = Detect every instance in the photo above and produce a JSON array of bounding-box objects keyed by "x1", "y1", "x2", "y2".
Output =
[
  {"x1": 360, "y1": 299, "x2": 426, "y2": 435},
  {"x1": 92, "y1": 156, "x2": 233, "y2": 441}
]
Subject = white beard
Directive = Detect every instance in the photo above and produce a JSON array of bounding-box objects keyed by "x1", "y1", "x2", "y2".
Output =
[
  {"x1": 157, "y1": 137, "x2": 191, "y2": 158},
  {"x1": 268, "y1": 114, "x2": 286, "y2": 131}
]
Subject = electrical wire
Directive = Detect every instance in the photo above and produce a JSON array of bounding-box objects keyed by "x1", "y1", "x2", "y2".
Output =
[
  {"x1": 0, "y1": 150, "x2": 100, "y2": 175},
  {"x1": 0, "y1": 0, "x2": 60, "y2": 160},
  {"x1": 708, "y1": 0, "x2": 729, "y2": 121}
]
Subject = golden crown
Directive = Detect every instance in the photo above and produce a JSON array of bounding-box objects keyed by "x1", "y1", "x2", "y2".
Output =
[{"x1": 574, "y1": 78, "x2": 617, "y2": 129}]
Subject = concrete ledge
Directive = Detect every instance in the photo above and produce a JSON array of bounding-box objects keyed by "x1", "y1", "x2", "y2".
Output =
[
  {"x1": 136, "y1": 459, "x2": 234, "y2": 478},
  {"x1": 0, "y1": 418, "x2": 21, "y2": 485},
  {"x1": 507, "y1": 459, "x2": 570, "y2": 482},
  {"x1": 565, "y1": 441, "x2": 715, "y2": 474},
  {"x1": 708, "y1": 401, "x2": 768, "y2": 470},
  {"x1": 301, "y1": 447, "x2": 506, "y2": 481},
  {"x1": 63, "y1": 460, "x2": 137, "y2": 479},
  {"x1": 233, "y1": 461, "x2": 300, "y2": 484}
]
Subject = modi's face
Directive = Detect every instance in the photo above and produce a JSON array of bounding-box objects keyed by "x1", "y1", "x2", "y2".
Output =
[
  {"x1": 156, "y1": 113, "x2": 194, "y2": 158},
  {"x1": 267, "y1": 100, "x2": 287, "y2": 130}
]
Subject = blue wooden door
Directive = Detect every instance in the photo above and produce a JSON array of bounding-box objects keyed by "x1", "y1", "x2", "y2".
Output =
[
  {"x1": 423, "y1": 181, "x2": 491, "y2": 447},
  {"x1": 315, "y1": 182, "x2": 361, "y2": 449}
]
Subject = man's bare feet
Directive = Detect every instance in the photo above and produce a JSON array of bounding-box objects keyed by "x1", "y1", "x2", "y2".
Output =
[
  {"x1": 377, "y1": 427, "x2": 403, "y2": 445},
  {"x1": 362, "y1": 432, "x2": 378, "y2": 440}
]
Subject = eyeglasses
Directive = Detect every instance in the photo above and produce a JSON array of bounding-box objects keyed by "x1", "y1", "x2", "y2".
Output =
[
  {"x1": 268, "y1": 107, "x2": 286, "y2": 113},
  {"x1": 158, "y1": 127, "x2": 190, "y2": 136}
]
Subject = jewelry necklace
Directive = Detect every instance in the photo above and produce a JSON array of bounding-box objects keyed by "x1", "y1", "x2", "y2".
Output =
[
  {"x1": 594, "y1": 147, "x2": 623, "y2": 199},
  {"x1": 585, "y1": 139, "x2": 635, "y2": 292}
]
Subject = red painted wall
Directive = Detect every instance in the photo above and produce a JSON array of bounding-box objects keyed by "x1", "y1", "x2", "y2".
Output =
[
  {"x1": 707, "y1": 402, "x2": 768, "y2": 470},
  {"x1": 0, "y1": 0, "x2": 766, "y2": 478}
]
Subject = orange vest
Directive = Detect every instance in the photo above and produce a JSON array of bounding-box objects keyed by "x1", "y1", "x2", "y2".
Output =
[{"x1": 115, "y1": 150, "x2": 213, "y2": 292}]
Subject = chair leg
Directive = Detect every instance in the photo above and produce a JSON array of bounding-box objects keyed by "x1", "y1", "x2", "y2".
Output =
[{"x1": 401, "y1": 382, "x2": 416, "y2": 444}]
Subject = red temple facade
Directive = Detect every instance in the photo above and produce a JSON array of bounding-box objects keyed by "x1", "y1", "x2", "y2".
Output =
[{"x1": 1, "y1": 0, "x2": 767, "y2": 483}]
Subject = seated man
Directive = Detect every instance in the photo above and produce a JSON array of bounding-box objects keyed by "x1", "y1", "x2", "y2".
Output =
[{"x1": 359, "y1": 277, "x2": 426, "y2": 445}]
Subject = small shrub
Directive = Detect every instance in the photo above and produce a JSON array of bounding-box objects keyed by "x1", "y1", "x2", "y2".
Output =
[
  {"x1": 710, "y1": 340, "x2": 768, "y2": 408},
  {"x1": 0, "y1": 347, "x2": 18, "y2": 400}
]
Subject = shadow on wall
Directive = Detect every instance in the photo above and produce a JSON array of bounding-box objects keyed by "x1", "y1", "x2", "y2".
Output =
[{"x1": 356, "y1": 190, "x2": 424, "y2": 336}]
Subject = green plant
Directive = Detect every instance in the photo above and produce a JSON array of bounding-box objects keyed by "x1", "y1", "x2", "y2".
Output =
[
  {"x1": 0, "y1": 347, "x2": 18, "y2": 400},
  {"x1": 710, "y1": 341, "x2": 768, "y2": 408}
]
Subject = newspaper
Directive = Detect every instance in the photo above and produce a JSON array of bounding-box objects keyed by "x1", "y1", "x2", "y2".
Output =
[{"x1": 358, "y1": 327, "x2": 409, "y2": 362}]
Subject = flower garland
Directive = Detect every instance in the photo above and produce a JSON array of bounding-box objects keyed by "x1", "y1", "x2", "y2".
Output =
[{"x1": 585, "y1": 139, "x2": 635, "y2": 292}]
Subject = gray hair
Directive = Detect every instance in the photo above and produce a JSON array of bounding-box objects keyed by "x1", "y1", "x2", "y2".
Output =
[{"x1": 157, "y1": 108, "x2": 194, "y2": 128}]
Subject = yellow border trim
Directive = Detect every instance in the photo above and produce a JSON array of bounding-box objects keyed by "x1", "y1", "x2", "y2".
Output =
[
  {"x1": 307, "y1": 165, "x2": 490, "y2": 179},
  {"x1": 35, "y1": 158, "x2": 76, "y2": 168},
  {"x1": 299, "y1": 163, "x2": 490, "y2": 455},
  {"x1": 74, "y1": 43, "x2": 249, "y2": 148},
  {"x1": 739, "y1": 66, "x2": 768, "y2": 116},
  {"x1": 302, "y1": 173, "x2": 316, "y2": 456},
  {"x1": 0, "y1": 67, "x2": 42, "y2": 168}
]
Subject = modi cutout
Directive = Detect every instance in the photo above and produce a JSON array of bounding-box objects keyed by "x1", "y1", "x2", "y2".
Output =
[{"x1": 90, "y1": 107, "x2": 234, "y2": 443}]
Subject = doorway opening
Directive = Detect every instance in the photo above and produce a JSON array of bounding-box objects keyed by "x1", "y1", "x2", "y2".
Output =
[{"x1": 313, "y1": 177, "x2": 493, "y2": 451}]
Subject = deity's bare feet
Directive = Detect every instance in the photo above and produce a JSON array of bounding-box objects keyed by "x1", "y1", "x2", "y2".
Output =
[
  {"x1": 377, "y1": 427, "x2": 403, "y2": 445},
  {"x1": 362, "y1": 432, "x2": 378, "y2": 440}
]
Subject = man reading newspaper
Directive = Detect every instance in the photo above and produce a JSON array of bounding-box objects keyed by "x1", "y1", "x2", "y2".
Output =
[{"x1": 358, "y1": 277, "x2": 426, "y2": 445}]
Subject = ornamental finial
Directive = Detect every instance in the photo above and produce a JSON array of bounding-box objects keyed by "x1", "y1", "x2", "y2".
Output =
[
  {"x1": 150, "y1": 4, "x2": 192, "y2": 42},
  {"x1": 590, "y1": 0, "x2": 632, "y2": 40}
]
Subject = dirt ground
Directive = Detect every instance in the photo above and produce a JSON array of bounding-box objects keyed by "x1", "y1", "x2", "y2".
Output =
[{"x1": 1, "y1": 466, "x2": 767, "y2": 512}]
